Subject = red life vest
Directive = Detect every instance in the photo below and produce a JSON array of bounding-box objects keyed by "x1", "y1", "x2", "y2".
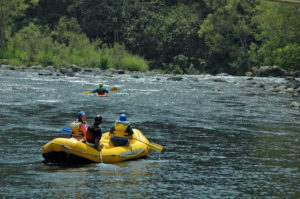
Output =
[{"x1": 98, "y1": 88, "x2": 104, "y2": 95}]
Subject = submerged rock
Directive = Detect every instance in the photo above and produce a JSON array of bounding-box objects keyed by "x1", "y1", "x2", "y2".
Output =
[{"x1": 167, "y1": 76, "x2": 183, "y2": 81}]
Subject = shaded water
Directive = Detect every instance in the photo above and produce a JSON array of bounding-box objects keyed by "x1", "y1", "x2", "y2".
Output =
[{"x1": 1, "y1": 71, "x2": 299, "y2": 198}]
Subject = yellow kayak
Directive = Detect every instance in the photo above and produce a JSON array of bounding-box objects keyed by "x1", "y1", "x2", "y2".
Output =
[{"x1": 42, "y1": 128, "x2": 150, "y2": 164}]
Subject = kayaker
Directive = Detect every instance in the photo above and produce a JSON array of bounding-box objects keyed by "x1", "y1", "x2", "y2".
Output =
[
  {"x1": 91, "y1": 83, "x2": 109, "y2": 95},
  {"x1": 69, "y1": 111, "x2": 88, "y2": 142},
  {"x1": 109, "y1": 114, "x2": 133, "y2": 146},
  {"x1": 86, "y1": 115, "x2": 104, "y2": 150}
]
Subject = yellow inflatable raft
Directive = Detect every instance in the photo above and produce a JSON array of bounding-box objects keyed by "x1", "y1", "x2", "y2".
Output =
[{"x1": 42, "y1": 129, "x2": 150, "y2": 164}]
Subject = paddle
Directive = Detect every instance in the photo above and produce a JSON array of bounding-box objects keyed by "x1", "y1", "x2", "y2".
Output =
[
  {"x1": 133, "y1": 138, "x2": 163, "y2": 152},
  {"x1": 61, "y1": 127, "x2": 72, "y2": 134},
  {"x1": 83, "y1": 87, "x2": 118, "y2": 94}
]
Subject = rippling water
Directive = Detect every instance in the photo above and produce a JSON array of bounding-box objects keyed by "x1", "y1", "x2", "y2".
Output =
[{"x1": 1, "y1": 71, "x2": 299, "y2": 198}]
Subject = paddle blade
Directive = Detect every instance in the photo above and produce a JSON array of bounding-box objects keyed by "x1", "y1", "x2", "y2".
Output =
[
  {"x1": 110, "y1": 87, "x2": 118, "y2": 91},
  {"x1": 61, "y1": 127, "x2": 72, "y2": 134},
  {"x1": 133, "y1": 138, "x2": 163, "y2": 152},
  {"x1": 148, "y1": 142, "x2": 163, "y2": 152},
  {"x1": 83, "y1": 91, "x2": 91, "y2": 94}
]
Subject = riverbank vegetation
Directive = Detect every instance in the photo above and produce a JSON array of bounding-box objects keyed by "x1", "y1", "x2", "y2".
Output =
[{"x1": 0, "y1": 0, "x2": 299, "y2": 75}]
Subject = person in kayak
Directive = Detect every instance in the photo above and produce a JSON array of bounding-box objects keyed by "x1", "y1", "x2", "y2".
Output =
[
  {"x1": 109, "y1": 114, "x2": 133, "y2": 146},
  {"x1": 69, "y1": 111, "x2": 88, "y2": 142},
  {"x1": 91, "y1": 83, "x2": 109, "y2": 95},
  {"x1": 86, "y1": 115, "x2": 104, "y2": 150}
]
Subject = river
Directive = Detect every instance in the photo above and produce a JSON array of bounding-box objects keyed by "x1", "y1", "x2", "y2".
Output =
[{"x1": 1, "y1": 70, "x2": 299, "y2": 198}]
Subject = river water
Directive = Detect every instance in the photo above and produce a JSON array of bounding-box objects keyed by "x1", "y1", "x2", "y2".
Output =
[{"x1": 0, "y1": 70, "x2": 299, "y2": 198}]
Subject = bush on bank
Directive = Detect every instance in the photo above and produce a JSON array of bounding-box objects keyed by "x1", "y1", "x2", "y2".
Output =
[{"x1": 0, "y1": 22, "x2": 149, "y2": 72}]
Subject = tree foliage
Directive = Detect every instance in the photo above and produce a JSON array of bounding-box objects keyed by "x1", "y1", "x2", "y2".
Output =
[
  {"x1": 252, "y1": 1, "x2": 300, "y2": 70},
  {"x1": 1, "y1": 0, "x2": 299, "y2": 74},
  {"x1": 199, "y1": 0, "x2": 259, "y2": 74},
  {"x1": 0, "y1": 0, "x2": 38, "y2": 49}
]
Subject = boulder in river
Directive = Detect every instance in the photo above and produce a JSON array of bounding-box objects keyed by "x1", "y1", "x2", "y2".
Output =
[
  {"x1": 211, "y1": 78, "x2": 228, "y2": 83},
  {"x1": 57, "y1": 68, "x2": 74, "y2": 76},
  {"x1": 290, "y1": 101, "x2": 300, "y2": 109},
  {"x1": 167, "y1": 76, "x2": 183, "y2": 81},
  {"x1": 68, "y1": 64, "x2": 82, "y2": 73},
  {"x1": 38, "y1": 70, "x2": 53, "y2": 76},
  {"x1": 255, "y1": 66, "x2": 288, "y2": 77}
]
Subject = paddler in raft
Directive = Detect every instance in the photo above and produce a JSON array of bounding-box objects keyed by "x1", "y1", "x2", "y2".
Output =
[
  {"x1": 91, "y1": 83, "x2": 109, "y2": 96},
  {"x1": 86, "y1": 115, "x2": 104, "y2": 150},
  {"x1": 69, "y1": 111, "x2": 88, "y2": 142},
  {"x1": 109, "y1": 114, "x2": 134, "y2": 146}
]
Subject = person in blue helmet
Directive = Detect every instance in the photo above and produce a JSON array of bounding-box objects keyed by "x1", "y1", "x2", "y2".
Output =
[
  {"x1": 69, "y1": 111, "x2": 88, "y2": 142},
  {"x1": 109, "y1": 114, "x2": 134, "y2": 146}
]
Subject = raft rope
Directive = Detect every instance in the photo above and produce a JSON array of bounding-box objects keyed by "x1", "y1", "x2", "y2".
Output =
[{"x1": 50, "y1": 142, "x2": 99, "y2": 158}]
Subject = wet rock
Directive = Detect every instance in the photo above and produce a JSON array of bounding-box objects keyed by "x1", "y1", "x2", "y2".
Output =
[
  {"x1": 15, "y1": 65, "x2": 28, "y2": 72},
  {"x1": 286, "y1": 88, "x2": 295, "y2": 93},
  {"x1": 68, "y1": 64, "x2": 81, "y2": 73},
  {"x1": 45, "y1": 65, "x2": 56, "y2": 73},
  {"x1": 131, "y1": 75, "x2": 139, "y2": 78},
  {"x1": 285, "y1": 76, "x2": 295, "y2": 81},
  {"x1": 256, "y1": 66, "x2": 288, "y2": 77},
  {"x1": 211, "y1": 78, "x2": 228, "y2": 83},
  {"x1": 167, "y1": 76, "x2": 183, "y2": 81},
  {"x1": 245, "y1": 72, "x2": 253, "y2": 77},
  {"x1": 189, "y1": 77, "x2": 199, "y2": 82},
  {"x1": 107, "y1": 68, "x2": 125, "y2": 74},
  {"x1": 57, "y1": 68, "x2": 74, "y2": 76},
  {"x1": 216, "y1": 73, "x2": 229, "y2": 76},
  {"x1": 290, "y1": 101, "x2": 300, "y2": 109},
  {"x1": 38, "y1": 70, "x2": 53, "y2": 76},
  {"x1": 287, "y1": 80, "x2": 300, "y2": 89},
  {"x1": 290, "y1": 70, "x2": 300, "y2": 78},
  {"x1": 274, "y1": 85, "x2": 287, "y2": 93},
  {"x1": 257, "y1": 83, "x2": 265, "y2": 88},
  {"x1": 29, "y1": 65, "x2": 43, "y2": 72},
  {"x1": 0, "y1": 64, "x2": 13, "y2": 70},
  {"x1": 83, "y1": 68, "x2": 94, "y2": 73}
]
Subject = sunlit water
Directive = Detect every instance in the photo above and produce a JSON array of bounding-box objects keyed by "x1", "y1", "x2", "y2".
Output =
[{"x1": 0, "y1": 71, "x2": 299, "y2": 198}]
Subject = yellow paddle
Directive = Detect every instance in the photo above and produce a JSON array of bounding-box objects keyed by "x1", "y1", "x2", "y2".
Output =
[
  {"x1": 83, "y1": 87, "x2": 118, "y2": 94},
  {"x1": 110, "y1": 87, "x2": 118, "y2": 91},
  {"x1": 133, "y1": 138, "x2": 163, "y2": 152}
]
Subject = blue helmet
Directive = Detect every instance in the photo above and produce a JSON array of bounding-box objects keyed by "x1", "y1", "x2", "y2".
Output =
[
  {"x1": 77, "y1": 111, "x2": 85, "y2": 119},
  {"x1": 119, "y1": 114, "x2": 127, "y2": 121}
]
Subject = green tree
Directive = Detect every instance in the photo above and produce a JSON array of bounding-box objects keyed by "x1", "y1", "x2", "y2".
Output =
[
  {"x1": 68, "y1": 0, "x2": 129, "y2": 44},
  {"x1": 0, "y1": 0, "x2": 38, "y2": 50},
  {"x1": 125, "y1": 3, "x2": 207, "y2": 73},
  {"x1": 199, "y1": 0, "x2": 259, "y2": 74},
  {"x1": 252, "y1": 1, "x2": 300, "y2": 70}
]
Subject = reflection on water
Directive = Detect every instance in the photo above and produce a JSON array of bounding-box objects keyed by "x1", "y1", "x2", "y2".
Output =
[{"x1": 0, "y1": 71, "x2": 299, "y2": 198}]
